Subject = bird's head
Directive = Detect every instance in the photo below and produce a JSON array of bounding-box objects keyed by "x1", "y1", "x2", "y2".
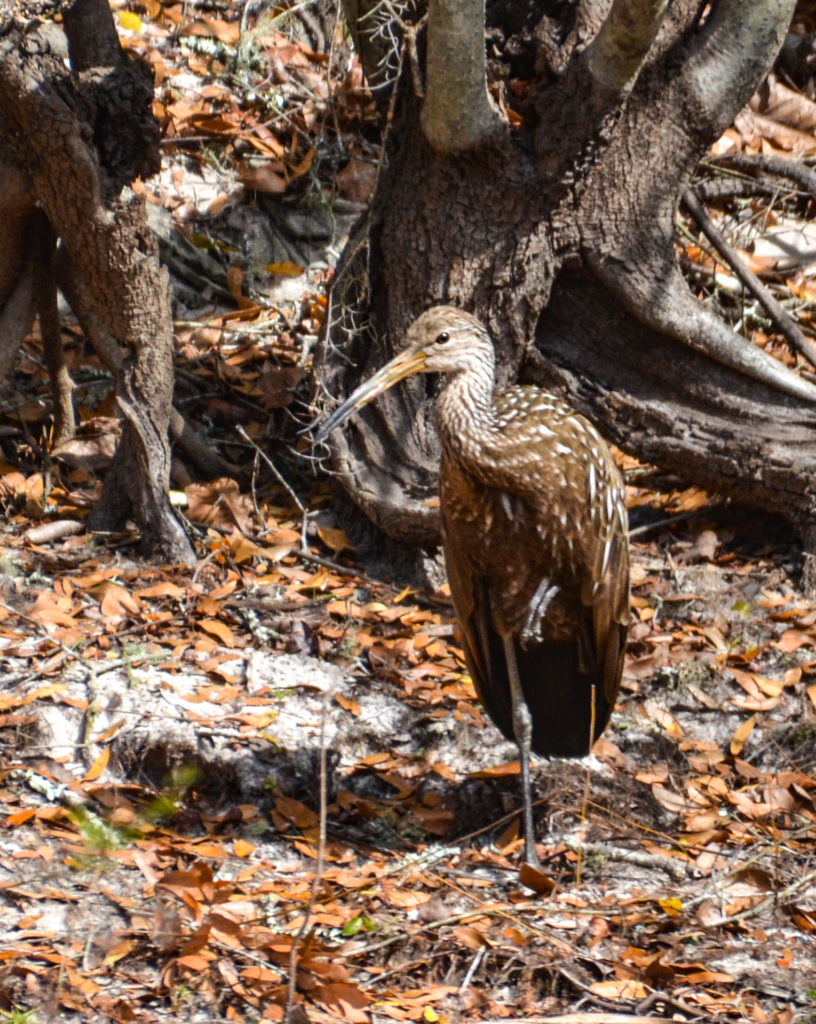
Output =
[{"x1": 314, "y1": 306, "x2": 494, "y2": 443}]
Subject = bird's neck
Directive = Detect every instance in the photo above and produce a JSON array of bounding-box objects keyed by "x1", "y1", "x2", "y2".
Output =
[{"x1": 435, "y1": 367, "x2": 497, "y2": 468}]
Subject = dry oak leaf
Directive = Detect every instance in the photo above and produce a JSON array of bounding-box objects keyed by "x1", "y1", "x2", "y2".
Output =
[
  {"x1": 776, "y1": 629, "x2": 813, "y2": 652},
  {"x1": 238, "y1": 161, "x2": 288, "y2": 194},
  {"x1": 751, "y1": 75, "x2": 816, "y2": 134},
  {"x1": 84, "y1": 746, "x2": 110, "y2": 782},
  {"x1": 336, "y1": 159, "x2": 377, "y2": 205},
  {"x1": 729, "y1": 714, "x2": 756, "y2": 756},
  {"x1": 97, "y1": 582, "x2": 143, "y2": 619},
  {"x1": 186, "y1": 478, "x2": 254, "y2": 532},
  {"x1": 198, "y1": 618, "x2": 235, "y2": 647},
  {"x1": 258, "y1": 363, "x2": 308, "y2": 409},
  {"x1": 52, "y1": 417, "x2": 120, "y2": 471},
  {"x1": 590, "y1": 979, "x2": 649, "y2": 1000},
  {"x1": 317, "y1": 524, "x2": 354, "y2": 554},
  {"x1": 182, "y1": 17, "x2": 240, "y2": 44}
]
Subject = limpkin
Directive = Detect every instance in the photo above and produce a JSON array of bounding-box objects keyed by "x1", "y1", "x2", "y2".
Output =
[{"x1": 316, "y1": 307, "x2": 630, "y2": 866}]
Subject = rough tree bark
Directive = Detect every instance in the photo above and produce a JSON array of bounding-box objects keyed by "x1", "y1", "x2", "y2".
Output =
[
  {"x1": 0, "y1": 0, "x2": 194, "y2": 563},
  {"x1": 317, "y1": 0, "x2": 816, "y2": 575}
]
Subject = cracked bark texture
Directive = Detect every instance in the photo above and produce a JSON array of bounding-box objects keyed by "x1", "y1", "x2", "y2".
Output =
[
  {"x1": 318, "y1": 0, "x2": 816, "y2": 574},
  {"x1": 0, "y1": 0, "x2": 194, "y2": 563}
]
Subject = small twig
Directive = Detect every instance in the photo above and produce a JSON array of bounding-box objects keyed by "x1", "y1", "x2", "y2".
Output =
[
  {"x1": 33, "y1": 213, "x2": 76, "y2": 444},
  {"x1": 709, "y1": 149, "x2": 816, "y2": 197},
  {"x1": 25, "y1": 519, "x2": 85, "y2": 545},
  {"x1": 247, "y1": 439, "x2": 266, "y2": 534},
  {"x1": 283, "y1": 669, "x2": 335, "y2": 1022},
  {"x1": 628, "y1": 506, "x2": 716, "y2": 538},
  {"x1": 235, "y1": 424, "x2": 309, "y2": 549},
  {"x1": 683, "y1": 187, "x2": 816, "y2": 368},
  {"x1": 688, "y1": 867, "x2": 816, "y2": 931},
  {"x1": 636, "y1": 988, "x2": 706, "y2": 1020},
  {"x1": 564, "y1": 840, "x2": 690, "y2": 882},
  {"x1": 694, "y1": 176, "x2": 782, "y2": 206},
  {"x1": 458, "y1": 944, "x2": 486, "y2": 997}
]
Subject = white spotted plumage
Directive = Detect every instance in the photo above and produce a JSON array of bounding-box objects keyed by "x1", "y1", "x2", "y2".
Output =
[{"x1": 318, "y1": 305, "x2": 630, "y2": 766}]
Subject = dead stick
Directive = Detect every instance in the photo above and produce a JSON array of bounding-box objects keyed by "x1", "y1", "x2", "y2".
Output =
[
  {"x1": 683, "y1": 187, "x2": 816, "y2": 369},
  {"x1": 283, "y1": 669, "x2": 334, "y2": 1021}
]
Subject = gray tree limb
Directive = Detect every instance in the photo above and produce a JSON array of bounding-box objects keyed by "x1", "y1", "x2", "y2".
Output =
[
  {"x1": 685, "y1": 0, "x2": 797, "y2": 133},
  {"x1": 420, "y1": 0, "x2": 503, "y2": 154},
  {"x1": 584, "y1": 0, "x2": 671, "y2": 96}
]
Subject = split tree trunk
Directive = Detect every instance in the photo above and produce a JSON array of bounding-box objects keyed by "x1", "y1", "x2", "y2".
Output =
[
  {"x1": 318, "y1": 0, "x2": 816, "y2": 570},
  {"x1": 0, "y1": 0, "x2": 194, "y2": 564}
]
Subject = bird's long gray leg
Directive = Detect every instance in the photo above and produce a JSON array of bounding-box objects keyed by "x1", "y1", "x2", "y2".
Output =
[{"x1": 503, "y1": 635, "x2": 540, "y2": 869}]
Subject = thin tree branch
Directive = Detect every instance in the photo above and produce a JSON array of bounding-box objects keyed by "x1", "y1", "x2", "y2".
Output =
[
  {"x1": 583, "y1": 0, "x2": 670, "y2": 96},
  {"x1": 710, "y1": 150, "x2": 816, "y2": 196},
  {"x1": 683, "y1": 187, "x2": 816, "y2": 368},
  {"x1": 420, "y1": 0, "x2": 503, "y2": 154},
  {"x1": 0, "y1": 259, "x2": 35, "y2": 382}
]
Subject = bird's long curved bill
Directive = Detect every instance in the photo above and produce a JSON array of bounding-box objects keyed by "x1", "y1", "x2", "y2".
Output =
[{"x1": 314, "y1": 348, "x2": 427, "y2": 443}]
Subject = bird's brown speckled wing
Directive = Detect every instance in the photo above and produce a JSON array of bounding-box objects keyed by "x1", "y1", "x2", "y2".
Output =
[{"x1": 440, "y1": 387, "x2": 629, "y2": 756}]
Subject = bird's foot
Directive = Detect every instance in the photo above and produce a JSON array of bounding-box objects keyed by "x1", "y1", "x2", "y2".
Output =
[{"x1": 520, "y1": 579, "x2": 559, "y2": 648}]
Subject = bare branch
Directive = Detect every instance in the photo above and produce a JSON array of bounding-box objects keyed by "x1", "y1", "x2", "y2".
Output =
[
  {"x1": 682, "y1": 187, "x2": 816, "y2": 369},
  {"x1": 710, "y1": 150, "x2": 816, "y2": 196},
  {"x1": 420, "y1": 0, "x2": 503, "y2": 154},
  {"x1": 583, "y1": 0, "x2": 670, "y2": 96}
]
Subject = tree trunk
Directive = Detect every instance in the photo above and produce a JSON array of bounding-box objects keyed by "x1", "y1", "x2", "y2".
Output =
[
  {"x1": 318, "y1": 0, "x2": 816, "y2": 564},
  {"x1": 0, "y1": 0, "x2": 194, "y2": 564}
]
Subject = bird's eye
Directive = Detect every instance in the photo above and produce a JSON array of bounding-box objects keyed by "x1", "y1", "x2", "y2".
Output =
[{"x1": 436, "y1": 331, "x2": 450, "y2": 344}]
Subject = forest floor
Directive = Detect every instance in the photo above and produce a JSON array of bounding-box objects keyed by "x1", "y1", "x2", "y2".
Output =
[{"x1": 2, "y1": 2, "x2": 816, "y2": 1023}]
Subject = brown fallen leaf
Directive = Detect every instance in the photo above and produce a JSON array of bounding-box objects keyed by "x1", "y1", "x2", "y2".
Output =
[
  {"x1": 258, "y1": 363, "x2": 308, "y2": 409},
  {"x1": 751, "y1": 75, "x2": 816, "y2": 134},
  {"x1": 729, "y1": 714, "x2": 756, "y2": 756},
  {"x1": 335, "y1": 158, "x2": 377, "y2": 205},
  {"x1": 519, "y1": 860, "x2": 558, "y2": 894},
  {"x1": 84, "y1": 745, "x2": 110, "y2": 782},
  {"x1": 186, "y1": 477, "x2": 254, "y2": 533},
  {"x1": 238, "y1": 160, "x2": 289, "y2": 194},
  {"x1": 198, "y1": 618, "x2": 235, "y2": 647},
  {"x1": 52, "y1": 417, "x2": 120, "y2": 471},
  {"x1": 317, "y1": 524, "x2": 354, "y2": 554},
  {"x1": 589, "y1": 979, "x2": 649, "y2": 1000}
]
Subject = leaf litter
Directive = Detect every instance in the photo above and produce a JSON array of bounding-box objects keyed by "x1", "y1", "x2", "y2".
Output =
[{"x1": 2, "y1": 2, "x2": 816, "y2": 1023}]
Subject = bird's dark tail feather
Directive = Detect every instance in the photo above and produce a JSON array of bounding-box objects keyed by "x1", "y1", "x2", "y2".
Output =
[{"x1": 475, "y1": 630, "x2": 613, "y2": 758}]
